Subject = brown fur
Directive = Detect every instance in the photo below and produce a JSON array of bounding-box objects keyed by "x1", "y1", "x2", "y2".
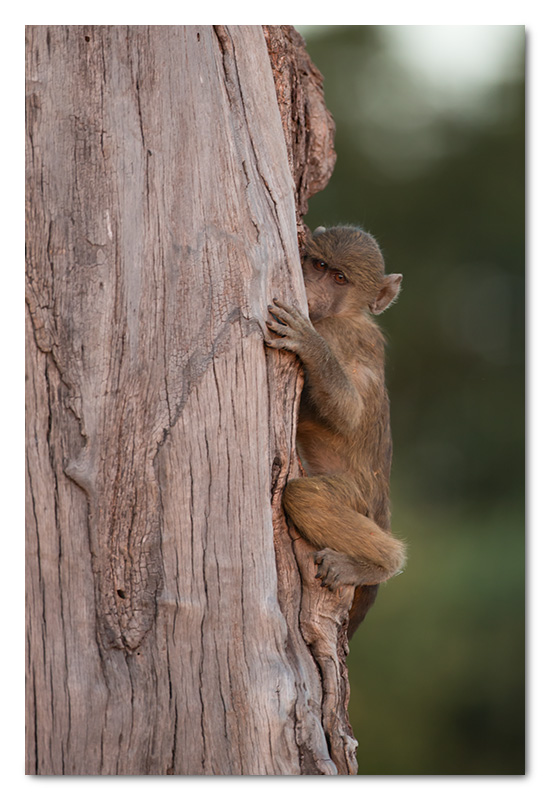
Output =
[{"x1": 265, "y1": 225, "x2": 405, "y2": 637}]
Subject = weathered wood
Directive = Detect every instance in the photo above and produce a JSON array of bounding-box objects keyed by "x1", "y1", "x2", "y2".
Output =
[
  {"x1": 263, "y1": 25, "x2": 337, "y2": 225},
  {"x1": 26, "y1": 24, "x2": 356, "y2": 775}
]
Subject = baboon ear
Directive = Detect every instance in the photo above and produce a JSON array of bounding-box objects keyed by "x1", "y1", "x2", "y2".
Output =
[
  {"x1": 370, "y1": 274, "x2": 402, "y2": 315},
  {"x1": 313, "y1": 226, "x2": 327, "y2": 235}
]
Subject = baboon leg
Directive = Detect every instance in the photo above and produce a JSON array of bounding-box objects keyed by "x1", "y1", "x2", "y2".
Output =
[{"x1": 283, "y1": 475, "x2": 405, "y2": 588}]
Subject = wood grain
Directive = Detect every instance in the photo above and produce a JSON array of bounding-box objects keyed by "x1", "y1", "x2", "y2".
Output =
[{"x1": 26, "y1": 24, "x2": 356, "y2": 775}]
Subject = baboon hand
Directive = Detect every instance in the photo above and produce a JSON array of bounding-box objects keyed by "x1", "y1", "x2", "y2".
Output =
[{"x1": 265, "y1": 298, "x2": 320, "y2": 355}]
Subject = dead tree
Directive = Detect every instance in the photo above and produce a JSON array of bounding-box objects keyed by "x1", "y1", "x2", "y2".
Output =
[{"x1": 26, "y1": 24, "x2": 365, "y2": 775}]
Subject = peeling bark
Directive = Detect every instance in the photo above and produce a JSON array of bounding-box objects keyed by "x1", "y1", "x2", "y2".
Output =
[
  {"x1": 26, "y1": 24, "x2": 357, "y2": 775},
  {"x1": 262, "y1": 25, "x2": 337, "y2": 241}
]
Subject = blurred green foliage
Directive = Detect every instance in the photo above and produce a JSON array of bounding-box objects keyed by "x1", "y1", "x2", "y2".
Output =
[{"x1": 297, "y1": 25, "x2": 525, "y2": 775}]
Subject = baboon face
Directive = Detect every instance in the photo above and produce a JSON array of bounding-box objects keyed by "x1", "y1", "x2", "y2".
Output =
[
  {"x1": 302, "y1": 255, "x2": 352, "y2": 322},
  {"x1": 303, "y1": 226, "x2": 402, "y2": 321}
]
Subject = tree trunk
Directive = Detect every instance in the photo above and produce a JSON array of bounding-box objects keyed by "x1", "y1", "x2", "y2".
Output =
[{"x1": 26, "y1": 24, "x2": 358, "y2": 776}]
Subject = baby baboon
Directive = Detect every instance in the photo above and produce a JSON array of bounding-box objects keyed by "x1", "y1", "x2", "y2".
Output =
[{"x1": 265, "y1": 225, "x2": 405, "y2": 636}]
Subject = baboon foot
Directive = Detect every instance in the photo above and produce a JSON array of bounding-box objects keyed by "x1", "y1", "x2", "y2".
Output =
[{"x1": 313, "y1": 548, "x2": 391, "y2": 589}]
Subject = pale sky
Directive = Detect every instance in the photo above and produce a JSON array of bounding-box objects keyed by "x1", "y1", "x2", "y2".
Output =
[
  {"x1": 382, "y1": 26, "x2": 523, "y2": 89},
  {"x1": 298, "y1": 25, "x2": 524, "y2": 91}
]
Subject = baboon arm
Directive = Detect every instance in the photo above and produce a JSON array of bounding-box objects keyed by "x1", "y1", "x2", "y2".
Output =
[{"x1": 301, "y1": 347, "x2": 373, "y2": 437}]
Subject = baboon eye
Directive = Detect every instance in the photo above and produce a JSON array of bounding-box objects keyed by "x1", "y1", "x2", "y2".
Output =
[
  {"x1": 333, "y1": 272, "x2": 348, "y2": 285},
  {"x1": 313, "y1": 259, "x2": 328, "y2": 271}
]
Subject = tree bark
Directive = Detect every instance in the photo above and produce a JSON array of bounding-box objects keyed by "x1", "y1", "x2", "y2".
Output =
[{"x1": 26, "y1": 24, "x2": 357, "y2": 775}]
